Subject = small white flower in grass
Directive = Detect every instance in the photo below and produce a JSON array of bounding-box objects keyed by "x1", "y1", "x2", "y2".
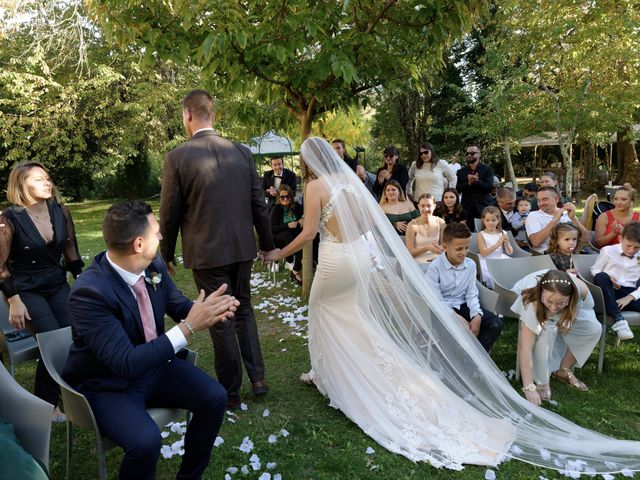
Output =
[
  {"x1": 280, "y1": 428, "x2": 289, "y2": 437},
  {"x1": 224, "y1": 474, "x2": 231, "y2": 480},
  {"x1": 548, "y1": 400, "x2": 559, "y2": 406},
  {"x1": 274, "y1": 474, "x2": 282, "y2": 480},
  {"x1": 241, "y1": 403, "x2": 248, "y2": 411},
  {"x1": 622, "y1": 469, "x2": 635, "y2": 477},
  {"x1": 241, "y1": 465, "x2": 249, "y2": 475},
  {"x1": 602, "y1": 474, "x2": 615, "y2": 480},
  {"x1": 538, "y1": 448, "x2": 551, "y2": 460},
  {"x1": 266, "y1": 462, "x2": 277, "y2": 469},
  {"x1": 263, "y1": 408, "x2": 270, "y2": 417},
  {"x1": 214, "y1": 436, "x2": 224, "y2": 447},
  {"x1": 227, "y1": 467, "x2": 238, "y2": 474},
  {"x1": 160, "y1": 431, "x2": 170, "y2": 439},
  {"x1": 365, "y1": 447, "x2": 375, "y2": 454},
  {"x1": 258, "y1": 474, "x2": 271, "y2": 480},
  {"x1": 160, "y1": 445, "x2": 173, "y2": 459},
  {"x1": 239, "y1": 436, "x2": 254, "y2": 453},
  {"x1": 485, "y1": 469, "x2": 496, "y2": 480},
  {"x1": 268, "y1": 434, "x2": 277, "y2": 444}
]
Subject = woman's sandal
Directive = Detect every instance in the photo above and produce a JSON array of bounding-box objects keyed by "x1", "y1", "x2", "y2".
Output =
[
  {"x1": 537, "y1": 385, "x2": 552, "y2": 401},
  {"x1": 290, "y1": 270, "x2": 303, "y2": 285},
  {"x1": 551, "y1": 367, "x2": 589, "y2": 391}
]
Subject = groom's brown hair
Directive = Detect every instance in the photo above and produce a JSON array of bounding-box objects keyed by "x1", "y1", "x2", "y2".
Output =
[{"x1": 182, "y1": 89, "x2": 215, "y2": 122}]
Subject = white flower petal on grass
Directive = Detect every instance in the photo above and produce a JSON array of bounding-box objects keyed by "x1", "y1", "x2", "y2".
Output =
[
  {"x1": 227, "y1": 467, "x2": 238, "y2": 474},
  {"x1": 224, "y1": 474, "x2": 231, "y2": 480},
  {"x1": 370, "y1": 465, "x2": 379, "y2": 471},
  {"x1": 241, "y1": 465, "x2": 249, "y2": 475},
  {"x1": 602, "y1": 474, "x2": 615, "y2": 480},
  {"x1": 263, "y1": 408, "x2": 270, "y2": 417},
  {"x1": 228, "y1": 418, "x2": 236, "y2": 424},
  {"x1": 621, "y1": 469, "x2": 635, "y2": 478},
  {"x1": 258, "y1": 474, "x2": 271, "y2": 480},
  {"x1": 171, "y1": 439, "x2": 184, "y2": 452},
  {"x1": 274, "y1": 474, "x2": 282, "y2": 480},
  {"x1": 241, "y1": 403, "x2": 248, "y2": 411},
  {"x1": 268, "y1": 434, "x2": 277, "y2": 444},
  {"x1": 538, "y1": 448, "x2": 551, "y2": 460},
  {"x1": 160, "y1": 445, "x2": 173, "y2": 459},
  {"x1": 485, "y1": 469, "x2": 496, "y2": 480},
  {"x1": 250, "y1": 454, "x2": 260, "y2": 463},
  {"x1": 214, "y1": 436, "x2": 224, "y2": 447},
  {"x1": 548, "y1": 400, "x2": 559, "y2": 406},
  {"x1": 281, "y1": 348, "x2": 287, "y2": 352},
  {"x1": 160, "y1": 431, "x2": 170, "y2": 439},
  {"x1": 280, "y1": 428, "x2": 289, "y2": 437},
  {"x1": 266, "y1": 462, "x2": 277, "y2": 469},
  {"x1": 511, "y1": 445, "x2": 524, "y2": 455},
  {"x1": 251, "y1": 462, "x2": 261, "y2": 471},
  {"x1": 365, "y1": 447, "x2": 375, "y2": 454},
  {"x1": 170, "y1": 422, "x2": 185, "y2": 433},
  {"x1": 539, "y1": 476, "x2": 549, "y2": 480},
  {"x1": 239, "y1": 437, "x2": 254, "y2": 453}
]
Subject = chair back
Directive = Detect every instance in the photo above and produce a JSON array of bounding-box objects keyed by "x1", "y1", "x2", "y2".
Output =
[
  {"x1": 506, "y1": 231, "x2": 532, "y2": 258},
  {"x1": 0, "y1": 293, "x2": 39, "y2": 375},
  {"x1": 474, "y1": 218, "x2": 482, "y2": 232},
  {"x1": 37, "y1": 328, "x2": 103, "y2": 432},
  {"x1": 0, "y1": 361, "x2": 52, "y2": 471},
  {"x1": 572, "y1": 254, "x2": 597, "y2": 282},
  {"x1": 476, "y1": 279, "x2": 499, "y2": 314}
]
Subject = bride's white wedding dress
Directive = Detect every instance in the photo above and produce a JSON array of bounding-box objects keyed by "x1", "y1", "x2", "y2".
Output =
[{"x1": 298, "y1": 137, "x2": 640, "y2": 474}]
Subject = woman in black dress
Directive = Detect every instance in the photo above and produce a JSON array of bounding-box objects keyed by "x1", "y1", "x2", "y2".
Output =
[
  {"x1": 0, "y1": 162, "x2": 84, "y2": 421},
  {"x1": 269, "y1": 185, "x2": 304, "y2": 284}
]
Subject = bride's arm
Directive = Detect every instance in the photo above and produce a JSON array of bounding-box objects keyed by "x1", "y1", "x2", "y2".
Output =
[{"x1": 276, "y1": 181, "x2": 322, "y2": 260}]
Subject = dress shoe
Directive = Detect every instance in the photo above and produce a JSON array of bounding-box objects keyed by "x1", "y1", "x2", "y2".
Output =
[
  {"x1": 252, "y1": 380, "x2": 269, "y2": 396},
  {"x1": 227, "y1": 396, "x2": 241, "y2": 410}
]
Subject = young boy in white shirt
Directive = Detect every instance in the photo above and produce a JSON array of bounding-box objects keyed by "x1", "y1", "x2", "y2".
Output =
[{"x1": 591, "y1": 221, "x2": 640, "y2": 340}]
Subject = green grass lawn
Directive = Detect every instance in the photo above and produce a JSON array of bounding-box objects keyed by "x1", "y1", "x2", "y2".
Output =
[{"x1": 10, "y1": 199, "x2": 640, "y2": 480}]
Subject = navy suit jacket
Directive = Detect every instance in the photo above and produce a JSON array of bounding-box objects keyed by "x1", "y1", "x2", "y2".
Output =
[{"x1": 63, "y1": 252, "x2": 193, "y2": 393}]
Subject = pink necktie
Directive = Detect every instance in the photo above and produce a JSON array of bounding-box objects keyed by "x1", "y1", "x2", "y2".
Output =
[{"x1": 132, "y1": 277, "x2": 158, "y2": 342}]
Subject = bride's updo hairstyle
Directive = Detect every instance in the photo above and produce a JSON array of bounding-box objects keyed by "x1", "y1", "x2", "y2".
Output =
[{"x1": 521, "y1": 270, "x2": 578, "y2": 333}]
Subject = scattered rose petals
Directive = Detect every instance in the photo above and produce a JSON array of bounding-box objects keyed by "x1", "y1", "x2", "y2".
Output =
[
  {"x1": 263, "y1": 408, "x2": 270, "y2": 417},
  {"x1": 280, "y1": 428, "x2": 289, "y2": 437},
  {"x1": 227, "y1": 467, "x2": 238, "y2": 474},
  {"x1": 241, "y1": 403, "x2": 248, "y2": 411},
  {"x1": 365, "y1": 447, "x2": 375, "y2": 454},
  {"x1": 268, "y1": 434, "x2": 277, "y2": 444},
  {"x1": 214, "y1": 436, "x2": 224, "y2": 447},
  {"x1": 266, "y1": 462, "x2": 277, "y2": 469},
  {"x1": 485, "y1": 469, "x2": 496, "y2": 480}
]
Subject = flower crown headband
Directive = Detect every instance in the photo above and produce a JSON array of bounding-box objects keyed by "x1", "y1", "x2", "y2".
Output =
[{"x1": 541, "y1": 278, "x2": 571, "y2": 286}]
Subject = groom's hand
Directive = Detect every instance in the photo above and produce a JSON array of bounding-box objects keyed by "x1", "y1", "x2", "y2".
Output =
[
  {"x1": 167, "y1": 261, "x2": 177, "y2": 276},
  {"x1": 184, "y1": 285, "x2": 239, "y2": 333}
]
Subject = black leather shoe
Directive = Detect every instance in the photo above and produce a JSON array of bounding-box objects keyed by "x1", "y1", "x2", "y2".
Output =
[
  {"x1": 252, "y1": 380, "x2": 269, "y2": 396},
  {"x1": 227, "y1": 396, "x2": 241, "y2": 409}
]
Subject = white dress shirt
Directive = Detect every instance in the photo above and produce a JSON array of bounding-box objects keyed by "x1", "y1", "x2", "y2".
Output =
[
  {"x1": 106, "y1": 252, "x2": 188, "y2": 352},
  {"x1": 525, "y1": 209, "x2": 572, "y2": 253},
  {"x1": 590, "y1": 244, "x2": 640, "y2": 300}
]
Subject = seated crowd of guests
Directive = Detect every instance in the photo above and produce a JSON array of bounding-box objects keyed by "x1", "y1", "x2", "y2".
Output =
[{"x1": 260, "y1": 141, "x2": 640, "y2": 409}]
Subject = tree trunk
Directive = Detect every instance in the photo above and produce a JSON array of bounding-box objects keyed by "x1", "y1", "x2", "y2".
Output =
[
  {"x1": 502, "y1": 128, "x2": 517, "y2": 187},
  {"x1": 616, "y1": 126, "x2": 639, "y2": 184},
  {"x1": 299, "y1": 112, "x2": 314, "y2": 299},
  {"x1": 558, "y1": 133, "x2": 573, "y2": 198}
]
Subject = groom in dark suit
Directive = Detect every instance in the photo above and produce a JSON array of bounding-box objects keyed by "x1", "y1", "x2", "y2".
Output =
[
  {"x1": 63, "y1": 201, "x2": 238, "y2": 479},
  {"x1": 160, "y1": 89, "x2": 275, "y2": 409}
]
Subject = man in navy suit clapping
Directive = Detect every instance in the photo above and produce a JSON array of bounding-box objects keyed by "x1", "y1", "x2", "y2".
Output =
[{"x1": 63, "y1": 200, "x2": 239, "y2": 479}]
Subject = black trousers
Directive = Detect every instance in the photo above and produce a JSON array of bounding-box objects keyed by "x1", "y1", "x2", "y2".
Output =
[
  {"x1": 193, "y1": 261, "x2": 265, "y2": 400},
  {"x1": 22, "y1": 283, "x2": 70, "y2": 407},
  {"x1": 273, "y1": 230, "x2": 302, "y2": 271},
  {"x1": 453, "y1": 302, "x2": 503, "y2": 353}
]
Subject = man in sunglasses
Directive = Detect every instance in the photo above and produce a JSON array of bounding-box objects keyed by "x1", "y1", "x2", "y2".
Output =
[{"x1": 456, "y1": 144, "x2": 496, "y2": 232}]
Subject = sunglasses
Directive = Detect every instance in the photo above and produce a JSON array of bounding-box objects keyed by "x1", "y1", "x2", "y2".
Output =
[
  {"x1": 465, "y1": 151, "x2": 479, "y2": 156},
  {"x1": 419, "y1": 151, "x2": 430, "y2": 155},
  {"x1": 279, "y1": 195, "x2": 291, "y2": 200},
  {"x1": 383, "y1": 154, "x2": 396, "y2": 158}
]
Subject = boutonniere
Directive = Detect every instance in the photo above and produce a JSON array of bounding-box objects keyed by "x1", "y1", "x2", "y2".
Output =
[{"x1": 145, "y1": 272, "x2": 162, "y2": 291}]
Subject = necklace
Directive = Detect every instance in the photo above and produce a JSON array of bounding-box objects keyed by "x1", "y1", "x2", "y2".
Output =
[{"x1": 26, "y1": 205, "x2": 49, "y2": 221}]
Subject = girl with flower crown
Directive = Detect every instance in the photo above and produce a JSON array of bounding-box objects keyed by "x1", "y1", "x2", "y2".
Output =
[{"x1": 510, "y1": 270, "x2": 601, "y2": 406}]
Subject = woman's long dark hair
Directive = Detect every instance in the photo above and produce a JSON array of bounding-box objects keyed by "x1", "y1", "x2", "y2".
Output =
[
  {"x1": 416, "y1": 143, "x2": 440, "y2": 170},
  {"x1": 435, "y1": 188, "x2": 462, "y2": 217}
]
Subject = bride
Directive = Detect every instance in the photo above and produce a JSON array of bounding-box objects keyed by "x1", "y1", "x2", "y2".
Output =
[{"x1": 264, "y1": 137, "x2": 640, "y2": 474}]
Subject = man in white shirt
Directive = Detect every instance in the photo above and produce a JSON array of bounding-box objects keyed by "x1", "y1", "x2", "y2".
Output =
[
  {"x1": 526, "y1": 187, "x2": 589, "y2": 254},
  {"x1": 591, "y1": 221, "x2": 640, "y2": 340}
]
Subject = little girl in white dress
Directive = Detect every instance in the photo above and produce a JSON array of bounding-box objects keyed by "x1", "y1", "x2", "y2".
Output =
[{"x1": 478, "y1": 206, "x2": 513, "y2": 288}]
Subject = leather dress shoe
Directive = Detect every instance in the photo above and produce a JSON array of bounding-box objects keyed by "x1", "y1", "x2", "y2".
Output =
[
  {"x1": 227, "y1": 396, "x2": 241, "y2": 410},
  {"x1": 252, "y1": 380, "x2": 269, "y2": 396}
]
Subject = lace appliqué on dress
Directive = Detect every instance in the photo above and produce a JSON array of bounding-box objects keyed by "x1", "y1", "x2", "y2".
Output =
[{"x1": 319, "y1": 182, "x2": 358, "y2": 244}]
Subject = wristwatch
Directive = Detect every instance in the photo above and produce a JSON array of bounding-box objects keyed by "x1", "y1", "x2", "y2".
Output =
[{"x1": 522, "y1": 383, "x2": 537, "y2": 392}]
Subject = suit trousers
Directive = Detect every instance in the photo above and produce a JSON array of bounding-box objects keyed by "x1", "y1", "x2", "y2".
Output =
[
  {"x1": 593, "y1": 272, "x2": 640, "y2": 321},
  {"x1": 453, "y1": 302, "x2": 504, "y2": 353},
  {"x1": 193, "y1": 261, "x2": 265, "y2": 399},
  {"x1": 86, "y1": 358, "x2": 227, "y2": 480},
  {"x1": 22, "y1": 284, "x2": 70, "y2": 407}
]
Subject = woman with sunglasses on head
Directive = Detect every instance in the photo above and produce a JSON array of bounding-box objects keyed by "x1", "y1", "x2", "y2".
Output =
[
  {"x1": 372, "y1": 145, "x2": 409, "y2": 200},
  {"x1": 269, "y1": 185, "x2": 304, "y2": 284},
  {"x1": 511, "y1": 270, "x2": 600, "y2": 406},
  {"x1": 0, "y1": 161, "x2": 84, "y2": 422},
  {"x1": 406, "y1": 143, "x2": 456, "y2": 203}
]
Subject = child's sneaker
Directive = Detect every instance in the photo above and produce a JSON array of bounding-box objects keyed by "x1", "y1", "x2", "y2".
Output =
[{"x1": 612, "y1": 319, "x2": 634, "y2": 340}]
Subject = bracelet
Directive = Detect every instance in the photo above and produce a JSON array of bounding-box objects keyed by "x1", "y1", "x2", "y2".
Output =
[
  {"x1": 181, "y1": 319, "x2": 195, "y2": 336},
  {"x1": 522, "y1": 383, "x2": 537, "y2": 392}
]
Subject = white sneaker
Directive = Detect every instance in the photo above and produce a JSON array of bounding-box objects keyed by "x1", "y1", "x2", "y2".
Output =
[
  {"x1": 284, "y1": 261, "x2": 295, "y2": 271},
  {"x1": 612, "y1": 320, "x2": 634, "y2": 340}
]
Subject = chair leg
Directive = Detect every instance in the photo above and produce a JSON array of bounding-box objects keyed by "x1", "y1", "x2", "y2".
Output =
[
  {"x1": 96, "y1": 436, "x2": 108, "y2": 480},
  {"x1": 66, "y1": 421, "x2": 73, "y2": 480},
  {"x1": 515, "y1": 327, "x2": 521, "y2": 382},
  {"x1": 597, "y1": 315, "x2": 607, "y2": 374}
]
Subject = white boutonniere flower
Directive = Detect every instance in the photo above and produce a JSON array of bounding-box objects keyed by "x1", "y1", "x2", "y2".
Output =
[{"x1": 145, "y1": 272, "x2": 163, "y2": 291}]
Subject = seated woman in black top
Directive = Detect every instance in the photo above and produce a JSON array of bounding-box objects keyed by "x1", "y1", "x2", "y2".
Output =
[
  {"x1": 269, "y1": 185, "x2": 304, "y2": 284},
  {"x1": 435, "y1": 187, "x2": 468, "y2": 225},
  {"x1": 0, "y1": 162, "x2": 84, "y2": 422}
]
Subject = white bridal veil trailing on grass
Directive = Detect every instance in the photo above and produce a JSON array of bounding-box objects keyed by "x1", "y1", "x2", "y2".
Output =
[{"x1": 299, "y1": 136, "x2": 640, "y2": 475}]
